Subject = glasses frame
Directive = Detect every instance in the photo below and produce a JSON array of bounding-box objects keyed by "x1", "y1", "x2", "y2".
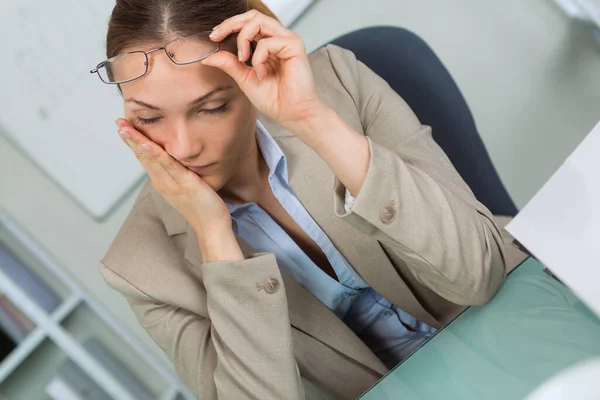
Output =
[{"x1": 90, "y1": 31, "x2": 220, "y2": 85}]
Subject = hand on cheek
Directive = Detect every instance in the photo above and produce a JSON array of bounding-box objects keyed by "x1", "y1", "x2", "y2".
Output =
[{"x1": 115, "y1": 118, "x2": 233, "y2": 244}]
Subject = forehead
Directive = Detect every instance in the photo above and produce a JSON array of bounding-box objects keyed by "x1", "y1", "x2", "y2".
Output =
[{"x1": 120, "y1": 50, "x2": 235, "y2": 108}]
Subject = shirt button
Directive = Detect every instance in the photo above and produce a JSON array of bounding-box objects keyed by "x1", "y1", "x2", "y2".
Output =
[
  {"x1": 380, "y1": 201, "x2": 397, "y2": 224},
  {"x1": 383, "y1": 310, "x2": 394, "y2": 318},
  {"x1": 263, "y1": 278, "x2": 280, "y2": 294}
]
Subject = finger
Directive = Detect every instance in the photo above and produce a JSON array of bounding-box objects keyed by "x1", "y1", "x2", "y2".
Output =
[
  {"x1": 236, "y1": 22, "x2": 261, "y2": 63},
  {"x1": 116, "y1": 119, "x2": 164, "y2": 169},
  {"x1": 251, "y1": 36, "x2": 304, "y2": 78},
  {"x1": 201, "y1": 50, "x2": 254, "y2": 88},
  {"x1": 115, "y1": 119, "x2": 182, "y2": 185},
  {"x1": 251, "y1": 38, "x2": 278, "y2": 80},
  {"x1": 252, "y1": 37, "x2": 301, "y2": 63},
  {"x1": 234, "y1": 15, "x2": 290, "y2": 63},
  {"x1": 116, "y1": 119, "x2": 152, "y2": 152},
  {"x1": 210, "y1": 10, "x2": 288, "y2": 47}
]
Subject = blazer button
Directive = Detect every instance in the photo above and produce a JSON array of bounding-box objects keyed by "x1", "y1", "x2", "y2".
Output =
[
  {"x1": 380, "y1": 201, "x2": 396, "y2": 224},
  {"x1": 263, "y1": 278, "x2": 280, "y2": 294}
]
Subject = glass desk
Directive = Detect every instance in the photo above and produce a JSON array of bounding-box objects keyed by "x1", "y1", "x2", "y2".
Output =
[{"x1": 360, "y1": 258, "x2": 600, "y2": 399}]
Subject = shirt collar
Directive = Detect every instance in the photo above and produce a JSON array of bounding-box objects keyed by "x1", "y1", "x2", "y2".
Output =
[
  {"x1": 226, "y1": 120, "x2": 288, "y2": 214},
  {"x1": 255, "y1": 119, "x2": 288, "y2": 182}
]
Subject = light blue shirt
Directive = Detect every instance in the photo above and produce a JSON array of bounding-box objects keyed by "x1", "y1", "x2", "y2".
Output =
[{"x1": 228, "y1": 121, "x2": 436, "y2": 369}]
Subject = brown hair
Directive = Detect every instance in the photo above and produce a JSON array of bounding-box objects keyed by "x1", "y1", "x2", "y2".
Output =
[{"x1": 106, "y1": 0, "x2": 278, "y2": 59}]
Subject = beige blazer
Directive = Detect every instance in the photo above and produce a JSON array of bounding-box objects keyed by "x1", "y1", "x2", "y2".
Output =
[{"x1": 100, "y1": 45, "x2": 526, "y2": 399}]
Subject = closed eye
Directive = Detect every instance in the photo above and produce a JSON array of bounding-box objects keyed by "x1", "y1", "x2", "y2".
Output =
[
  {"x1": 135, "y1": 103, "x2": 229, "y2": 126},
  {"x1": 136, "y1": 116, "x2": 162, "y2": 125},
  {"x1": 199, "y1": 102, "x2": 228, "y2": 115}
]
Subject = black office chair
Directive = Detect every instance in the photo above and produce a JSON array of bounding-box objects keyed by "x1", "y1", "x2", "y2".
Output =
[{"x1": 328, "y1": 26, "x2": 518, "y2": 217}]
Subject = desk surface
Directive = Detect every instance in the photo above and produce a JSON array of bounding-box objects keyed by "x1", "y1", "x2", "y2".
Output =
[{"x1": 360, "y1": 258, "x2": 600, "y2": 399}]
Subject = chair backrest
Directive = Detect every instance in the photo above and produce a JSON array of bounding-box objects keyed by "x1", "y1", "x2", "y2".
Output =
[{"x1": 329, "y1": 26, "x2": 518, "y2": 216}]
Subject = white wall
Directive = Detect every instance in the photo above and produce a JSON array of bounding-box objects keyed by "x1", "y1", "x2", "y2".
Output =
[{"x1": 1, "y1": 0, "x2": 599, "y2": 370}]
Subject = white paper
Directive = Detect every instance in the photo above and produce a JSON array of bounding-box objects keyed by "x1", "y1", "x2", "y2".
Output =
[
  {"x1": 0, "y1": 0, "x2": 145, "y2": 219},
  {"x1": 506, "y1": 120, "x2": 600, "y2": 317}
]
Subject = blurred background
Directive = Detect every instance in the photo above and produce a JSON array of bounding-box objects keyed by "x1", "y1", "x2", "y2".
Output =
[{"x1": 0, "y1": 0, "x2": 599, "y2": 398}]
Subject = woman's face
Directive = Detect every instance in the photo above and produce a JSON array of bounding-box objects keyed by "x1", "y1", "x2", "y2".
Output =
[{"x1": 120, "y1": 46, "x2": 257, "y2": 192}]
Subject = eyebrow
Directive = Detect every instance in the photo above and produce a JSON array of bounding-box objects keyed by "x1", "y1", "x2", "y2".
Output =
[{"x1": 125, "y1": 85, "x2": 233, "y2": 111}]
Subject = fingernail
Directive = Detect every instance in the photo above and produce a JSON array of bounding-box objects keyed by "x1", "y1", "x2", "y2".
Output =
[
  {"x1": 210, "y1": 29, "x2": 219, "y2": 38},
  {"x1": 238, "y1": 50, "x2": 243, "y2": 61},
  {"x1": 142, "y1": 143, "x2": 151, "y2": 152},
  {"x1": 118, "y1": 130, "x2": 130, "y2": 139}
]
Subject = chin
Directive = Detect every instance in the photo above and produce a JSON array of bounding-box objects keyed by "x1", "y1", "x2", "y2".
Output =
[{"x1": 196, "y1": 173, "x2": 226, "y2": 193}]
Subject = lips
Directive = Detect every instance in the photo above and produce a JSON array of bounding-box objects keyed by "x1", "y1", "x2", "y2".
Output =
[{"x1": 187, "y1": 163, "x2": 216, "y2": 174}]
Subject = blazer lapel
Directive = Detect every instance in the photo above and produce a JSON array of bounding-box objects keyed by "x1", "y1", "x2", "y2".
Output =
[{"x1": 273, "y1": 129, "x2": 440, "y2": 329}]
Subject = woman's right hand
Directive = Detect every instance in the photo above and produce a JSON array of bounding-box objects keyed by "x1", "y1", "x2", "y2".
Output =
[{"x1": 116, "y1": 119, "x2": 244, "y2": 262}]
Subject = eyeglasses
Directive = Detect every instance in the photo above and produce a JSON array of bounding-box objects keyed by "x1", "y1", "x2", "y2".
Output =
[{"x1": 90, "y1": 32, "x2": 220, "y2": 85}]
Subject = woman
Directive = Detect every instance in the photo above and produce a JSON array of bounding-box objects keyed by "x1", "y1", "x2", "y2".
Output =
[{"x1": 96, "y1": 0, "x2": 513, "y2": 398}]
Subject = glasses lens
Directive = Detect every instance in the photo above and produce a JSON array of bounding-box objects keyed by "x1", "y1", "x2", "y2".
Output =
[
  {"x1": 165, "y1": 33, "x2": 218, "y2": 64},
  {"x1": 98, "y1": 52, "x2": 147, "y2": 84}
]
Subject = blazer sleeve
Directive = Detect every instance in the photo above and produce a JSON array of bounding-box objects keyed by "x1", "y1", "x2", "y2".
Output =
[
  {"x1": 99, "y1": 196, "x2": 308, "y2": 399},
  {"x1": 324, "y1": 44, "x2": 508, "y2": 306}
]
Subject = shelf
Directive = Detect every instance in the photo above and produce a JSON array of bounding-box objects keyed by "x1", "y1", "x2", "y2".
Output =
[
  {"x1": 60, "y1": 303, "x2": 168, "y2": 399},
  {"x1": 0, "y1": 328, "x2": 45, "y2": 385},
  {"x1": 50, "y1": 296, "x2": 80, "y2": 324},
  {"x1": 0, "y1": 210, "x2": 187, "y2": 399},
  {"x1": 0, "y1": 338, "x2": 66, "y2": 399},
  {"x1": 0, "y1": 293, "x2": 35, "y2": 344},
  {"x1": 0, "y1": 220, "x2": 72, "y2": 312}
]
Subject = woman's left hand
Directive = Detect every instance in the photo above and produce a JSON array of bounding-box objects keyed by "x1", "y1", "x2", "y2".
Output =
[{"x1": 202, "y1": 10, "x2": 323, "y2": 131}]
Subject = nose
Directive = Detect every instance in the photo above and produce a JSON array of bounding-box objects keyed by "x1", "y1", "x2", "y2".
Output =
[{"x1": 164, "y1": 122, "x2": 202, "y2": 164}]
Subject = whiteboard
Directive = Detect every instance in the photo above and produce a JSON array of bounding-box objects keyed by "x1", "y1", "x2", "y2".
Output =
[{"x1": 0, "y1": 0, "x2": 145, "y2": 220}]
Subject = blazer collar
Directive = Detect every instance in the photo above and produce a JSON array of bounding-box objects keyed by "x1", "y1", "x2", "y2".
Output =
[
  {"x1": 150, "y1": 188, "x2": 187, "y2": 235},
  {"x1": 258, "y1": 113, "x2": 295, "y2": 138}
]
